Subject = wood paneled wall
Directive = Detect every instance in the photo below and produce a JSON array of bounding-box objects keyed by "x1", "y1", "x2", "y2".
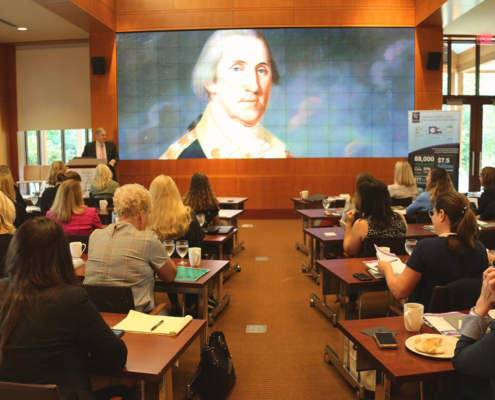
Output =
[
  {"x1": 116, "y1": 0, "x2": 416, "y2": 31},
  {"x1": 415, "y1": 0, "x2": 447, "y2": 26}
]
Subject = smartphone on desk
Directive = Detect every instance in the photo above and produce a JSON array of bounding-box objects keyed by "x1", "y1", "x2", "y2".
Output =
[
  {"x1": 374, "y1": 332, "x2": 399, "y2": 349},
  {"x1": 353, "y1": 273, "x2": 372, "y2": 281}
]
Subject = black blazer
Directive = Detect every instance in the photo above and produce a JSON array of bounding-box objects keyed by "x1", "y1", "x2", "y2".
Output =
[
  {"x1": 81, "y1": 141, "x2": 119, "y2": 179},
  {"x1": 39, "y1": 185, "x2": 60, "y2": 214},
  {"x1": 0, "y1": 285, "x2": 127, "y2": 400}
]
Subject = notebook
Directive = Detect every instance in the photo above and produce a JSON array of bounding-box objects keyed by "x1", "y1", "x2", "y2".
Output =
[{"x1": 112, "y1": 310, "x2": 193, "y2": 336}]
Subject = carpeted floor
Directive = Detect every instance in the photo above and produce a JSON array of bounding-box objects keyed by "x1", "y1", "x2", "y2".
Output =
[{"x1": 160, "y1": 219, "x2": 420, "y2": 399}]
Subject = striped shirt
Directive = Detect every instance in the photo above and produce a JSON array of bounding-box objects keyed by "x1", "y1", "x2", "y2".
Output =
[{"x1": 84, "y1": 222, "x2": 168, "y2": 312}]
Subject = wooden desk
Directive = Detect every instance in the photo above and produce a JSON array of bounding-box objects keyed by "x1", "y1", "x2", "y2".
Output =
[
  {"x1": 217, "y1": 197, "x2": 248, "y2": 210},
  {"x1": 75, "y1": 257, "x2": 230, "y2": 330},
  {"x1": 95, "y1": 206, "x2": 113, "y2": 225},
  {"x1": 100, "y1": 312, "x2": 206, "y2": 400},
  {"x1": 332, "y1": 316, "x2": 457, "y2": 400},
  {"x1": 219, "y1": 209, "x2": 245, "y2": 255},
  {"x1": 204, "y1": 229, "x2": 240, "y2": 282},
  {"x1": 295, "y1": 208, "x2": 343, "y2": 261},
  {"x1": 303, "y1": 224, "x2": 435, "y2": 284},
  {"x1": 291, "y1": 197, "x2": 346, "y2": 214},
  {"x1": 312, "y1": 256, "x2": 409, "y2": 326}
]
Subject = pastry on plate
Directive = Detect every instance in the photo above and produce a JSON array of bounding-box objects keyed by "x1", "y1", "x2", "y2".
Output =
[{"x1": 414, "y1": 336, "x2": 445, "y2": 354}]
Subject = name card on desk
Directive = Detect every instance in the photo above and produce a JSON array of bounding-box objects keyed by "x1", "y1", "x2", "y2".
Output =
[{"x1": 324, "y1": 232, "x2": 337, "y2": 237}]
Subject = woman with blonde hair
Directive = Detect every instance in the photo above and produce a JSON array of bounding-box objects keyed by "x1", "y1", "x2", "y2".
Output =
[
  {"x1": 182, "y1": 172, "x2": 220, "y2": 226},
  {"x1": 0, "y1": 175, "x2": 27, "y2": 228},
  {"x1": 0, "y1": 191, "x2": 16, "y2": 276},
  {"x1": 39, "y1": 170, "x2": 81, "y2": 214},
  {"x1": 41, "y1": 160, "x2": 66, "y2": 194},
  {"x1": 90, "y1": 164, "x2": 120, "y2": 199},
  {"x1": 406, "y1": 167, "x2": 455, "y2": 216},
  {"x1": 0, "y1": 164, "x2": 26, "y2": 208},
  {"x1": 388, "y1": 161, "x2": 417, "y2": 199},
  {"x1": 148, "y1": 175, "x2": 204, "y2": 315},
  {"x1": 47, "y1": 179, "x2": 102, "y2": 235}
]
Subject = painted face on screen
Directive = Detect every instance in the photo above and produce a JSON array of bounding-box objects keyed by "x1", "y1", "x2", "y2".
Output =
[
  {"x1": 96, "y1": 130, "x2": 107, "y2": 144},
  {"x1": 204, "y1": 35, "x2": 272, "y2": 127}
]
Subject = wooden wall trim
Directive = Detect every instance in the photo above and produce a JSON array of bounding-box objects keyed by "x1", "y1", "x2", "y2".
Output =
[
  {"x1": 7, "y1": 45, "x2": 19, "y2": 181},
  {"x1": 415, "y1": 0, "x2": 447, "y2": 26}
]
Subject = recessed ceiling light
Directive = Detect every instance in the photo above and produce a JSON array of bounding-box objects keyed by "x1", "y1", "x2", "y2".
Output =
[{"x1": 18, "y1": 27, "x2": 27, "y2": 31}]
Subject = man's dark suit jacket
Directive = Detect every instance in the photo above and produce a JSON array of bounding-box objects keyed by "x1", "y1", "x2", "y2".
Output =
[
  {"x1": 81, "y1": 141, "x2": 119, "y2": 180},
  {"x1": 0, "y1": 286, "x2": 127, "y2": 400}
]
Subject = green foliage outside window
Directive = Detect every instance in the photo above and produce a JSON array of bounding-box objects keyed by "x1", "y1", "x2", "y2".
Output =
[
  {"x1": 45, "y1": 130, "x2": 62, "y2": 165},
  {"x1": 26, "y1": 131, "x2": 38, "y2": 165}
]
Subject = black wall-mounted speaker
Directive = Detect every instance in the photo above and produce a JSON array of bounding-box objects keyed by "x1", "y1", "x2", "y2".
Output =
[
  {"x1": 426, "y1": 52, "x2": 442, "y2": 71},
  {"x1": 91, "y1": 57, "x2": 106, "y2": 75}
]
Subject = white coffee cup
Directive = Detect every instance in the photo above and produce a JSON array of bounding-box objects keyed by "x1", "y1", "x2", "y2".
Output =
[
  {"x1": 188, "y1": 247, "x2": 201, "y2": 266},
  {"x1": 70, "y1": 242, "x2": 87, "y2": 258},
  {"x1": 99, "y1": 200, "x2": 108, "y2": 211},
  {"x1": 404, "y1": 302, "x2": 424, "y2": 332},
  {"x1": 300, "y1": 190, "x2": 309, "y2": 199}
]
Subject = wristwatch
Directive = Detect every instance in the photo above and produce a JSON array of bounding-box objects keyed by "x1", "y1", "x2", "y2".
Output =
[{"x1": 470, "y1": 307, "x2": 490, "y2": 320}]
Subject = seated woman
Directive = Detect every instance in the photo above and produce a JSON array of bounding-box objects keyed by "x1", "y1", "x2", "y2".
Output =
[
  {"x1": 182, "y1": 172, "x2": 220, "y2": 227},
  {"x1": 40, "y1": 160, "x2": 66, "y2": 194},
  {"x1": 84, "y1": 184, "x2": 177, "y2": 313},
  {"x1": 377, "y1": 192, "x2": 488, "y2": 312},
  {"x1": 0, "y1": 217, "x2": 130, "y2": 400},
  {"x1": 446, "y1": 267, "x2": 495, "y2": 400},
  {"x1": 476, "y1": 166, "x2": 495, "y2": 221},
  {"x1": 344, "y1": 179, "x2": 407, "y2": 258},
  {"x1": 47, "y1": 179, "x2": 102, "y2": 235},
  {"x1": 90, "y1": 164, "x2": 120, "y2": 199},
  {"x1": 0, "y1": 164, "x2": 26, "y2": 208},
  {"x1": 148, "y1": 175, "x2": 204, "y2": 315},
  {"x1": 0, "y1": 175, "x2": 28, "y2": 229},
  {"x1": 39, "y1": 171, "x2": 81, "y2": 214},
  {"x1": 0, "y1": 191, "x2": 15, "y2": 276},
  {"x1": 388, "y1": 161, "x2": 417, "y2": 199},
  {"x1": 341, "y1": 172, "x2": 373, "y2": 224},
  {"x1": 406, "y1": 166, "x2": 454, "y2": 216}
]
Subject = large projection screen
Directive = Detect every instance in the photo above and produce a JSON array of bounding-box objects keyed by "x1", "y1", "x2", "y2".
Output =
[{"x1": 116, "y1": 28, "x2": 415, "y2": 160}]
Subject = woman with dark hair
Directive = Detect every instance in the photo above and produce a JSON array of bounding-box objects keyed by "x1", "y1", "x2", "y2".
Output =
[
  {"x1": 341, "y1": 172, "x2": 374, "y2": 224},
  {"x1": 182, "y1": 172, "x2": 220, "y2": 227},
  {"x1": 39, "y1": 171, "x2": 82, "y2": 214},
  {"x1": 0, "y1": 217, "x2": 130, "y2": 400},
  {"x1": 378, "y1": 192, "x2": 488, "y2": 311},
  {"x1": 406, "y1": 166, "x2": 455, "y2": 216},
  {"x1": 476, "y1": 166, "x2": 495, "y2": 221},
  {"x1": 344, "y1": 179, "x2": 407, "y2": 257}
]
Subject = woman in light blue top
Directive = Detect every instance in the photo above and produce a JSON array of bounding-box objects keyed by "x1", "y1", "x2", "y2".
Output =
[{"x1": 406, "y1": 167, "x2": 455, "y2": 216}]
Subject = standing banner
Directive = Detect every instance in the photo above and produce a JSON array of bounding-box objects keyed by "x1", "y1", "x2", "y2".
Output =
[{"x1": 408, "y1": 110, "x2": 461, "y2": 190}]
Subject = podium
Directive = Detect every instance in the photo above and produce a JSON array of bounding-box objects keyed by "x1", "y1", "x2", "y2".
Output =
[{"x1": 67, "y1": 158, "x2": 107, "y2": 194}]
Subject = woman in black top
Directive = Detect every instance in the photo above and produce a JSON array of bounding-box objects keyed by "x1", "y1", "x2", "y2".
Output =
[
  {"x1": 476, "y1": 166, "x2": 495, "y2": 221},
  {"x1": 148, "y1": 175, "x2": 204, "y2": 315},
  {"x1": 0, "y1": 217, "x2": 130, "y2": 400},
  {"x1": 39, "y1": 171, "x2": 82, "y2": 214},
  {"x1": 183, "y1": 172, "x2": 220, "y2": 227},
  {"x1": 0, "y1": 191, "x2": 15, "y2": 277}
]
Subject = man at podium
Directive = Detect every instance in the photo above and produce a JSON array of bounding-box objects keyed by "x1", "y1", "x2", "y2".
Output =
[{"x1": 81, "y1": 128, "x2": 119, "y2": 180}]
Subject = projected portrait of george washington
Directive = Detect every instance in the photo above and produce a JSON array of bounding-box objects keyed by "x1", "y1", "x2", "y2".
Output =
[{"x1": 160, "y1": 29, "x2": 289, "y2": 160}]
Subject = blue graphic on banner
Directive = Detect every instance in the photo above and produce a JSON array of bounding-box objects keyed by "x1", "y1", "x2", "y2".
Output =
[{"x1": 408, "y1": 110, "x2": 461, "y2": 190}]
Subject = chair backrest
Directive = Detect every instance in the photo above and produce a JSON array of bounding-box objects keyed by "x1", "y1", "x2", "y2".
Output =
[
  {"x1": 479, "y1": 229, "x2": 495, "y2": 250},
  {"x1": 23, "y1": 165, "x2": 41, "y2": 181},
  {"x1": 416, "y1": 211, "x2": 431, "y2": 223},
  {"x1": 428, "y1": 286, "x2": 449, "y2": 313},
  {"x1": 66, "y1": 235, "x2": 90, "y2": 254},
  {"x1": 82, "y1": 284, "x2": 135, "y2": 313},
  {"x1": 41, "y1": 165, "x2": 52, "y2": 181},
  {"x1": 391, "y1": 197, "x2": 413, "y2": 207},
  {"x1": 362, "y1": 237, "x2": 409, "y2": 257},
  {"x1": 332, "y1": 199, "x2": 346, "y2": 208},
  {"x1": 447, "y1": 278, "x2": 482, "y2": 312},
  {"x1": 0, "y1": 382, "x2": 62, "y2": 400}
]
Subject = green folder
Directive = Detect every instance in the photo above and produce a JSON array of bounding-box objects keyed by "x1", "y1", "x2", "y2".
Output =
[{"x1": 175, "y1": 267, "x2": 211, "y2": 282}]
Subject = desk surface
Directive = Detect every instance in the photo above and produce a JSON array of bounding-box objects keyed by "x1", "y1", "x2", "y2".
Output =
[
  {"x1": 219, "y1": 209, "x2": 244, "y2": 218},
  {"x1": 217, "y1": 197, "x2": 248, "y2": 205},
  {"x1": 316, "y1": 255, "x2": 409, "y2": 290},
  {"x1": 338, "y1": 316, "x2": 457, "y2": 384},
  {"x1": 296, "y1": 209, "x2": 343, "y2": 220},
  {"x1": 99, "y1": 313, "x2": 206, "y2": 382},
  {"x1": 304, "y1": 224, "x2": 437, "y2": 244},
  {"x1": 203, "y1": 228, "x2": 236, "y2": 244}
]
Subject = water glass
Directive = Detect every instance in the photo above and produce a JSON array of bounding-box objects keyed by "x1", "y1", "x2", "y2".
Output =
[
  {"x1": 163, "y1": 240, "x2": 175, "y2": 257},
  {"x1": 322, "y1": 198, "x2": 331, "y2": 210},
  {"x1": 176, "y1": 240, "x2": 189, "y2": 265},
  {"x1": 405, "y1": 239, "x2": 417, "y2": 256}
]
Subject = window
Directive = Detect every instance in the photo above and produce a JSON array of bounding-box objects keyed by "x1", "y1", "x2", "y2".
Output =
[{"x1": 24, "y1": 129, "x2": 91, "y2": 165}]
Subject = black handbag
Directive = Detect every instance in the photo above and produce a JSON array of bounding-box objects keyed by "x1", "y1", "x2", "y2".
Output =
[{"x1": 198, "y1": 331, "x2": 236, "y2": 400}]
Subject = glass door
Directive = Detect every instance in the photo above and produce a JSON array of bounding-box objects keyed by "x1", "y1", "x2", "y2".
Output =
[{"x1": 481, "y1": 104, "x2": 495, "y2": 169}]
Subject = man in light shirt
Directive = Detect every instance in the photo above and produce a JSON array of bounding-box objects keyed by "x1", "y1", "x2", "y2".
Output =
[
  {"x1": 82, "y1": 128, "x2": 120, "y2": 180},
  {"x1": 160, "y1": 29, "x2": 289, "y2": 160}
]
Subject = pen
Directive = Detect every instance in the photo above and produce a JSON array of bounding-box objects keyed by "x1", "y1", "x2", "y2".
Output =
[{"x1": 150, "y1": 320, "x2": 164, "y2": 331}]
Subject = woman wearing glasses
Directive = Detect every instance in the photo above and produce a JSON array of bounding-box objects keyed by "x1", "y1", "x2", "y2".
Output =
[{"x1": 377, "y1": 192, "x2": 489, "y2": 311}]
